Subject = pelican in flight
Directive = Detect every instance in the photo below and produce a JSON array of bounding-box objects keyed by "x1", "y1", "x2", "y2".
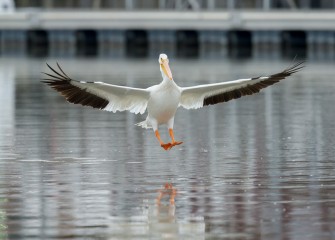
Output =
[{"x1": 43, "y1": 54, "x2": 304, "y2": 150}]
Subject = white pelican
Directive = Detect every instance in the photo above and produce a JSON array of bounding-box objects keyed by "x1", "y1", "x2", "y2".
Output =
[{"x1": 43, "y1": 54, "x2": 304, "y2": 150}]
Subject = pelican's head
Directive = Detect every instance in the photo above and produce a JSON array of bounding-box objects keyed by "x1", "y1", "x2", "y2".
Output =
[{"x1": 158, "y1": 53, "x2": 173, "y2": 80}]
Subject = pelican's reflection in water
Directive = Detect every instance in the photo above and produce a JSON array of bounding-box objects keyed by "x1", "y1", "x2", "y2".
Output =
[
  {"x1": 108, "y1": 183, "x2": 205, "y2": 239},
  {"x1": 156, "y1": 183, "x2": 177, "y2": 205}
]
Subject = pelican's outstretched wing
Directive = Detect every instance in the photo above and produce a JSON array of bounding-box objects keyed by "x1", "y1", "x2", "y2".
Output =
[
  {"x1": 180, "y1": 61, "x2": 304, "y2": 109},
  {"x1": 42, "y1": 63, "x2": 150, "y2": 114}
]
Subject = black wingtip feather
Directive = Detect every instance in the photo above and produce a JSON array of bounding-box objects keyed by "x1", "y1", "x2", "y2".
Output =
[
  {"x1": 42, "y1": 63, "x2": 109, "y2": 110},
  {"x1": 57, "y1": 62, "x2": 71, "y2": 79},
  {"x1": 46, "y1": 63, "x2": 67, "y2": 80},
  {"x1": 203, "y1": 60, "x2": 305, "y2": 106},
  {"x1": 283, "y1": 60, "x2": 305, "y2": 75},
  {"x1": 43, "y1": 72, "x2": 65, "y2": 81}
]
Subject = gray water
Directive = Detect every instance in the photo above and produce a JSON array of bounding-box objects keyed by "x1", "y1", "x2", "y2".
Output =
[{"x1": 0, "y1": 57, "x2": 335, "y2": 239}]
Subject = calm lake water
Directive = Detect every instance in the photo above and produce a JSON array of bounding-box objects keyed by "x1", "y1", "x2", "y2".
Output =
[{"x1": 0, "y1": 56, "x2": 335, "y2": 239}]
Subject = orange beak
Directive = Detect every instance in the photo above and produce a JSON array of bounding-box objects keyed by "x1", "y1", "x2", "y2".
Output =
[{"x1": 161, "y1": 60, "x2": 173, "y2": 80}]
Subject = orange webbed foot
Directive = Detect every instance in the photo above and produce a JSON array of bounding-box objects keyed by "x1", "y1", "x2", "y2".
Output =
[
  {"x1": 161, "y1": 143, "x2": 172, "y2": 150},
  {"x1": 161, "y1": 141, "x2": 183, "y2": 150},
  {"x1": 169, "y1": 141, "x2": 183, "y2": 149},
  {"x1": 172, "y1": 141, "x2": 183, "y2": 147}
]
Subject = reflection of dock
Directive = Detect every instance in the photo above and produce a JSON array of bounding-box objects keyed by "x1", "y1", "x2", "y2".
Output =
[
  {"x1": 108, "y1": 213, "x2": 205, "y2": 239},
  {"x1": 0, "y1": 11, "x2": 335, "y2": 58}
]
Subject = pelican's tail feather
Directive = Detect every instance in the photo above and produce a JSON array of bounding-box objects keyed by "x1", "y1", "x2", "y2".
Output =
[{"x1": 135, "y1": 120, "x2": 152, "y2": 129}]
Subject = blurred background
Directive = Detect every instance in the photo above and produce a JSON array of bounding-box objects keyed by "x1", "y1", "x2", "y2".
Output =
[
  {"x1": 1, "y1": 0, "x2": 335, "y2": 59},
  {"x1": 1, "y1": 1, "x2": 335, "y2": 239}
]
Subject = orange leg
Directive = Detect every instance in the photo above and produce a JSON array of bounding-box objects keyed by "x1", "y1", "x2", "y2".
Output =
[
  {"x1": 166, "y1": 183, "x2": 177, "y2": 205},
  {"x1": 156, "y1": 191, "x2": 164, "y2": 205},
  {"x1": 156, "y1": 183, "x2": 177, "y2": 205},
  {"x1": 169, "y1": 128, "x2": 183, "y2": 148},
  {"x1": 155, "y1": 130, "x2": 172, "y2": 150}
]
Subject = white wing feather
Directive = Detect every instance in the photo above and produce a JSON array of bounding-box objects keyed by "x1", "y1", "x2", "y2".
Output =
[
  {"x1": 43, "y1": 63, "x2": 150, "y2": 114},
  {"x1": 71, "y1": 81, "x2": 150, "y2": 114},
  {"x1": 180, "y1": 77, "x2": 266, "y2": 109},
  {"x1": 180, "y1": 61, "x2": 304, "y2": 109}
]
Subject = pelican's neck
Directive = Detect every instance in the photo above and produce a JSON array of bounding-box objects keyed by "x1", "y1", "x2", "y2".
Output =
[
  {"x1": 160, "y1": 66, "x2": 165, "y2": 80},
  {"x1": 160, "y1": 65, "x2": 176, "y2": 86},
  {"x1": 161, "y1": 74, "x2": 173, "y2": 85},
  {"x1": 162, "y1": 75, "x2": 170, "y2": 81},
  {"x1": 160, "y1": 67, "x2": 170, "y2": 81}
]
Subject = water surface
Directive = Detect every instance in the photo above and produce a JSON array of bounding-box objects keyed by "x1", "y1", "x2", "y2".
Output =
[{"x1": 0, "y1": 57, "x2": 335, "y2": 239}]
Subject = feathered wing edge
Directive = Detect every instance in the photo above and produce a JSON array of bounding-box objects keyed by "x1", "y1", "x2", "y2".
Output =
[
  {"x1": 203, "y1": 60, "x2": 305, "y2": 106},
  {"x1": 42, "y1": 63, "x2": 151, "y2": 114},
  {"x1": 42, "y1": 63, "x2": 109, "y2": 110}
]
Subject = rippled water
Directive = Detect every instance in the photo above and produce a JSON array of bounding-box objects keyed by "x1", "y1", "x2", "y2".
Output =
[{"x1": 0, "y1": 57, "x2": 335, "y2": 239}]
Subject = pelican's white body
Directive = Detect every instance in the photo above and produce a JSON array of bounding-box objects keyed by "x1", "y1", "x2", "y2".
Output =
[
  {"x1": 135, "y1": 53, "x2": 183, "y2": 131},
  {"x1": 143, "y1": 77, "x2": 181, "y2": 131}
]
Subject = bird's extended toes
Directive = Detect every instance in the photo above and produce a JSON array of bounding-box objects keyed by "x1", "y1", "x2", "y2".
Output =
[
  {"x1": 161, "y1": 143, "x2": 172, "y2": 150},
  {"x1": 172, "y1": 141, "x2": 183, "y2": 146},
  {"x1": 160, "y1": 141, "x2": 183, "y2": 150}
]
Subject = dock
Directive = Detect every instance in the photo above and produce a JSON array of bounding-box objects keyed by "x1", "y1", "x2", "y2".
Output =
[{"x1": 1, "y1": 11, "x2": 335, "y2": 58}]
